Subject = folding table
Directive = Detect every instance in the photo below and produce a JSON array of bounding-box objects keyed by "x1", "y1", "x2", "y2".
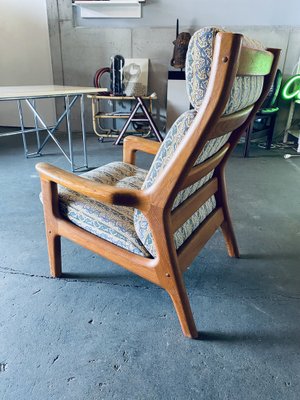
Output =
[{"x1": 0, "y1": 85, "x2": 106, "y2": 171}]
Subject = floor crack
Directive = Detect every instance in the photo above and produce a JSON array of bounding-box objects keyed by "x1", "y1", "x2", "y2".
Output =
[
  {"x1": 0, "y1": 266, "x2": 157, "y2": 291},
  {"x1": 1, "y1": 266, "x2": 299, "y2": 301}
]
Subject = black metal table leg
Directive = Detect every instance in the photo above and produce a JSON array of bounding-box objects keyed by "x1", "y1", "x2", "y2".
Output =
[{"x1": 244, "y1": 122, "x2": 253, "y2": 158}]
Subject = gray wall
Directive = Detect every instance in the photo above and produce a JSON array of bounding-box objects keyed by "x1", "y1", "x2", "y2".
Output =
[
  {"x1": 46, "y1": 0, "x2": 300, "y2": 137},
  {"x1": 73, "y1": 0, "x2": 300, "y2": 28}
]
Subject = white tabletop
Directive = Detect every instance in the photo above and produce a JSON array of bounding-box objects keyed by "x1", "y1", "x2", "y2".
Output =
[{"x1": 0, "y1": 85, "x2": 107, "y2": 100}]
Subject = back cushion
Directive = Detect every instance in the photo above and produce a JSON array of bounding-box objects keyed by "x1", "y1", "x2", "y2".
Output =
[
  {"x1": 134, "y1": 27, "x2": 265, "y2": 257},
  {"x1": 186, "y1": 27, "x2": 265, "y2": 113}
]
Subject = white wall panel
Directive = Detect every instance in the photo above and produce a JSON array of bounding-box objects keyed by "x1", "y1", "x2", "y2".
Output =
[{"x1": 0, "y1": 0, "x2": 55, "y2": 127}]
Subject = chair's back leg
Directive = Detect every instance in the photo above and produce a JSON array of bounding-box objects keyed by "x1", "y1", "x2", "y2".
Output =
[
  {"x1": 217, "y1": 169, "x2": 240, "y2": 258},
  {"x1": 220, "y1": 219, "x2": 240, "y2": 258}
]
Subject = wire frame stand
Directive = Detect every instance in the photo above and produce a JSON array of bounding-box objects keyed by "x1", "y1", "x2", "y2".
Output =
[{"x1": 114, "y1": 97, "x2": 163, "y2": 145}]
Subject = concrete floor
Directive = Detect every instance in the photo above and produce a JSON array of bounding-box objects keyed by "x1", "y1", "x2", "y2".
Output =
[{"x1": 0, "y1": 131, "x2": 299, "y2": 400}]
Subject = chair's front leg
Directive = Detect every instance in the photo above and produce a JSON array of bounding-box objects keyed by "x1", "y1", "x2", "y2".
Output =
[
  {"x1": 40, "y1": 179, "x2": 62, "y2": 277},
  {"x1": 148, "y1": 208, "x2": 198, "y2": 339}
]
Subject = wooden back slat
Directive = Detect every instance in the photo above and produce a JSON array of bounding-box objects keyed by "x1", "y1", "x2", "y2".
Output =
[
  {"x1": 181, "y1": 143, "x2": 230, "y2": 190},
  {"x1": 172, "y1": 177, "x2": 218, "y2": 233},
  {"x1": 178, "y1": 208, "x2": 224, "y2": 272},
  {"x1": 207, "y1": 104, "x2": 254, "y2": 140},
  {"x1": 238, "y1": 47, "x2": 274, "y2": 76}
]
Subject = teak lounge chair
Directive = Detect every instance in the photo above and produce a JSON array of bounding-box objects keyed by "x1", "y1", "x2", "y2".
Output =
[{"x1": 36, "y1": 28, "x2": 280, "y2": 338}]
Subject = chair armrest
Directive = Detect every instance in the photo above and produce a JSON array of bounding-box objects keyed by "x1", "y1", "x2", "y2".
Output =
[
  {"x1": 36, "y1": 162, "x2": 149, "y2": 210},
  {"x1": 123, "y1": 136, "x2": 161, "y2": 164}
]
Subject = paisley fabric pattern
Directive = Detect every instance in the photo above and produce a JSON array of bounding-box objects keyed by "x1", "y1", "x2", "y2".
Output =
[
  {"x1": 185, "y1": 27, "x2": 265, "y2": 112},
  {"x1": 134, "y1": 27, "x2": 266, "y2": 257},
  {"x1": 58, "y1": 162, "x2": 150, "y2": 257}
]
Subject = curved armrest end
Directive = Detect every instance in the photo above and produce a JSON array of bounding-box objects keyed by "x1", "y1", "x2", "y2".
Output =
[
  {"x1": 123, "y1": 136, "x2": 161, "y2": 164},
  {"x1": 36, "y1": 162, "x2": 149, "y2": 210}
]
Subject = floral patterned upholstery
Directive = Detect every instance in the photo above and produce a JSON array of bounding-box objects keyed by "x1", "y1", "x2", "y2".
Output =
[
  {"x1": 58, "y1": 162, "x2": 150, "y2": 257},
  {"x1": 134, "y1": 27, "x2": 266, "y2": 257}
]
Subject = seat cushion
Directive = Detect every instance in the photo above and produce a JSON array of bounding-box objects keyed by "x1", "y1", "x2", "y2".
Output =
[{"x1": 58, "y1": 162, "x2": 150, "y2": 257}]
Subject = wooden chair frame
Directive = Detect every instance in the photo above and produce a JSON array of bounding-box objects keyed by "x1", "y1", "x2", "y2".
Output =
[{"x1": 36, "y1": 32, "x2": 280, "y2": 338}]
